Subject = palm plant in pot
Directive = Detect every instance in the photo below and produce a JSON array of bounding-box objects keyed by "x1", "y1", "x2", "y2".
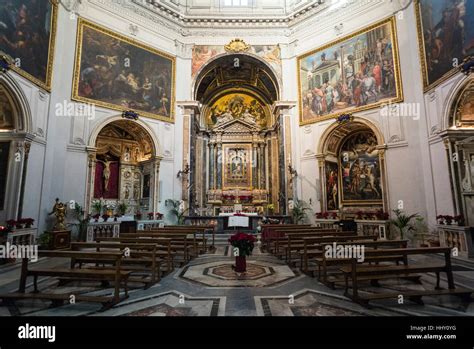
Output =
[
  {"x1": 116, "y1": 202, "x2": 128, "y2": 217},
  {"x1": 69, "y1": 203, "x2": 89, "y2": 242},
  {"x1": 165, "y1": 199, "x2": 188, "y2": 225},
  {"x1": 390, "y1": 209, "x2": 419, "y2": 241},
  {"x1": 91, "y1": 199, "x2": 103, "y2": 216},
  {"x1": 291, "y1": 199, "x2": 311, "y2": 224}
]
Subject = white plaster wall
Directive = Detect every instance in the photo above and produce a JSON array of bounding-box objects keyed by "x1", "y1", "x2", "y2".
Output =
[
  {"x1": 3, "y1": 0, "x2": 465, "y2": 233},
  {"x1": 289, "y1": 1, "x2": 449, "y2": 228}
]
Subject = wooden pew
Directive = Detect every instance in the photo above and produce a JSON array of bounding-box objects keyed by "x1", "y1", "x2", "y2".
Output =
[
  {"x1": 282, "y1": 231, "x2": 357, "y2": 263},
  {"x1": 150, "y1": 229, "x2": 208, "y2": 254},
  {"x1": 271, "y1": 230, "x2": 354, "y2": 259},
  {"x1": 317, "y1": 239, "x2": 409, "y2": 288},
  {"x1": 267, "y1": 228, "x2": 338, "y2": 254},
  {"x1": 261, "y1": 224, "x2": 311, "y2": 251},
  {"x1": 339, "y1": 247, "x2": 473, "y2": 305},
  {"x1": 71, "y1": 242, "x2": 161, "y2": 288},
  {"x1": 121, "y1": 232, "x2": 194, "y2": 265},
  {"x1": 0, "y1": 250, "x2": 130, "y2": 311},
  {"x1": 96, "y1": 237, "x2": 173, "y2": 272},
  {"x1": 300, "y1": 235, "x2": 378, "y2": 274}
]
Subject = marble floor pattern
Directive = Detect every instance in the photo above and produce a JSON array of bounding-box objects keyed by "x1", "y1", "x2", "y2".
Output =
[{"x1": 0, "y1": 241, "x2": 474, "y2": 317}]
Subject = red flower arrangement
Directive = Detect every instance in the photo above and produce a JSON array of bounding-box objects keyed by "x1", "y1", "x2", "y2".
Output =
[
  {"x1": 155, "y1": 213, "x2": 164, "y2": 220},
  {"x1": 436, "y1": 215, "x2": 445, "y2": 224},
  {"x1": 315, "y1": 212, "x2": 335, "y2": 219},
  {"x1": 92, "y1": 214, "x2": 100, "y2": 222},
  {"x1": 0, "y1": 225, "x2": 10, "y2": 236},
  {"x1": 238, "y1": 195, "x2": 252, "y2": 201},
  {"x1": 6, "y1": 219, "x2": 16, "y2": 228},
  {"x1": 444, "y1": 215, "x2": 453, "y2": 225},
  {"x1": 228, "y1": 232, "x2": 256, "y2": 256},
  {"x1": 18, "y1": 218, "x2": 35, "y2": 227},
  {"x1": 147, "y1": 212, "x2": 154, "y2": 219},
  {"x1": 375, "y1": 209, "x2": 389, "y2": 220},
  {"x1": 454, "y1": 215, "x2": 464, "y2": 226}
]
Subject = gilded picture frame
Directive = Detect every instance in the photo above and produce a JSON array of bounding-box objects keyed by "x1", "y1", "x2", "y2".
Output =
[
  {"x1": 222, "y1": 143, "x2": 253, "y2": 190},
  {"x1": 72, "y1": 18, "x2": 176, "y2": 122},
  {"x1": 297, "y1": 16, "x2": 403, "y2": 125},
  {"x1": 1, "y1": 0, "x2": 58, "y2": 91},
  {"x1": 414, "y1": 0, "x2": 474, "y2": 92}
]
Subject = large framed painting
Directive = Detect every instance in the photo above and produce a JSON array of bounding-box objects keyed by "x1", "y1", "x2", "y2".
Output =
[
  {"x1": 222, "y1": 144, "x2": 252, "y2": 189},
  {"x1": 73, "y1": 19, "x2": 176, "y2": 122},
  {"x1": 0, "y1": 0, "x2": 57, "y2": 90},
  {"x1": 415, "y1": 0, "x2": 474, "y2": 91},
  {"x1": 339, "y1": 132, "x2": 382, "y2": 204},
  {"x1": 298, "y1": 17, "x2": 403, "y2": 125},
  {"x1": 325, "y1": 161, "x2": 339, "y2": 211}
]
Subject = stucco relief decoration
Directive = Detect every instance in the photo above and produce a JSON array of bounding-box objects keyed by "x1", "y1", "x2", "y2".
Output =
[
  {"x1": 192, "y1": 43, "x2": 281, "y2": 77},
  {"x1": 224, "y1": 39, "x2": 251, "y2": 53}
]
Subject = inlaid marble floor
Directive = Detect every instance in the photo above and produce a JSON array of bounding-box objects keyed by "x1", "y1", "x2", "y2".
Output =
[{"x1": 0, "y1": 243, "x2": 474, "y2": 317}]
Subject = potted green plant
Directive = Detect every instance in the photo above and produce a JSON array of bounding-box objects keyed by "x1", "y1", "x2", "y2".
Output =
[
  {"x1": 390, "y1": 209, "x2": 419, "y2": 240},
  {"x1": 37, "y1": 232, "x2": 52, "y2": 250},
  {"x1": 291, "y1": 200, "x2": 311, "y2": 224},
  {"x1": 117, "y1": 202, "x2": 128, "y2": 216},
  {"x1": 91, "y1": 200, "x2": 103, "y2": 215},
  {"x1": 165, "y1": 199, "x2": 189, "y2": 225},
  {"x1": 69, "y1": 203, "x2": 89, "y2": 242}
]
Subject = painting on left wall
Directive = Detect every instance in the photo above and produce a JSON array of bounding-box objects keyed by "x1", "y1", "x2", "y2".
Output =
[
  {"x1": 0, "y1": 0, "x2": 57, "y2": 90},
  {"x1": 73, "y1": 19, "x2": 176, "y2": 122}
]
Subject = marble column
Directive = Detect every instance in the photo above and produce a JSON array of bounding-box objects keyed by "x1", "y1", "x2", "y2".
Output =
[
  {"x1": 260, "y1": 143, "x2": 266, "y2": 190},
  {"x1": 151, "y1": 156, "x2": 162, "y2": 213},
  {"x1": 209, "y1": 142, "x2": 215, "y2": 190},
  {"x1": 252, "y1": 143, "x2": 258, "y2": 189},
  {"x1": 216, "y1": 143, "x2": 222, "y2": 189}
]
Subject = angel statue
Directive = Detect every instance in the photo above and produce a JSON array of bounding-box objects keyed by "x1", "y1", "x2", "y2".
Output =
[{"x1": 49, "y1": 198, "x2": 67, "y2": 231}]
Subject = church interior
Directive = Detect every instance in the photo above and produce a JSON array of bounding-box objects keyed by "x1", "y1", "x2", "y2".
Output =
[{"x1": 0, "y1": 0, "x2": 474, "y2": 321}]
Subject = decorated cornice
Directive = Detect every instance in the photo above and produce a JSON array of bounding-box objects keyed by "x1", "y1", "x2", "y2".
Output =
[
  {"x1": 132, "y1": 0, "x2": 326, "y2": 29},
  {"x1": 84, "y1": 0, "x2": 404, "y2": 41}
]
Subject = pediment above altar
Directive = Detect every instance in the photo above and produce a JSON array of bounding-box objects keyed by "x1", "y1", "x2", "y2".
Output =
[{"x1": 212, "y1": 118, "x2": 261, "y2": 133}]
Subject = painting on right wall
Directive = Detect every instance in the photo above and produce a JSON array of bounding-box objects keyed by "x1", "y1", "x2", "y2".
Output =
[{"x1": 416, "y1": 0, "x2": 474, "y2": 91}]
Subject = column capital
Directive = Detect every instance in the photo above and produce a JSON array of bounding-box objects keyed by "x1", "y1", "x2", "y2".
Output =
[{"x1": 177, "y1": 101, "x2": 201, "y2": 115}]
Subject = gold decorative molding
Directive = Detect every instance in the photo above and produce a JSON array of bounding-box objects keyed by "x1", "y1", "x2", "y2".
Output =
[{"x1": 224, "y1": 39, "x2": 250, "y2": 53}]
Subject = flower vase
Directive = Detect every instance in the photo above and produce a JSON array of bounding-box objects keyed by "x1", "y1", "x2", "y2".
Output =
[{"x1": 235, "y1": 255, "x2": 247, "y2": 273}]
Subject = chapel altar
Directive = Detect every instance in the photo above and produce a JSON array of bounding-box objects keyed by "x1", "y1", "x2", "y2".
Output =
[{"x1": 184, "y1": 54, "x2": 295, "y2": 218}]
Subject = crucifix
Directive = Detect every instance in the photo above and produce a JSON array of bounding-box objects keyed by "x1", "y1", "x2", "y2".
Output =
[{"x1": 96, "y1": 156, "x2": 118, "y2": 191}]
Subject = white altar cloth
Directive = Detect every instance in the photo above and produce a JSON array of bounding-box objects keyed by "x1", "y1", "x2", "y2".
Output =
[{"x1": 228, "y1": 216, "x2": 250, "y2": 227}]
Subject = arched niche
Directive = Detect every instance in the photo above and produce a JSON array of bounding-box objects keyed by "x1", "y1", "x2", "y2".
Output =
[
  {"x1": 85, "y1": 118, "x2": 162, "y2": 216},
  {"x1": 440, "y1": 77, "x2": 474, "y2": 226},
  {"x1": 0, "y1": 76, "x2": 34, "y2": 223},
  {"x1": 317, "y1": 118, "x2": 388, "y2": 214},
  {"x1": 188, "y1": 52, "x2": 290, "y2": 217}
]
